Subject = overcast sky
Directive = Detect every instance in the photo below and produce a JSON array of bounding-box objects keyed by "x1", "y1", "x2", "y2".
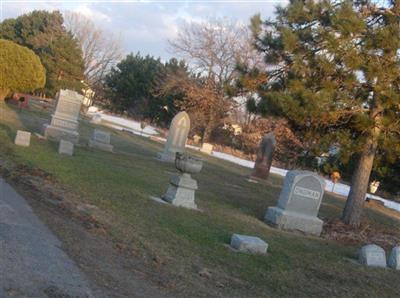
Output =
[{"x1": 1, "y1": 1, "x2": 287, "y2": 60}]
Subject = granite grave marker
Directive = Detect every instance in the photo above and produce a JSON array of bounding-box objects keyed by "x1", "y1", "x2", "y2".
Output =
[
  {"x1": 265, "y1": 170, "x2": 325, "y2": 236},
  {"x1": 251, "y1": 132, "x2": 276, "y2": 180},
  {"x1": 359, "y1": 244, "x2": 387, "y2": 268},
  {"x1": 388, "y1": 246, "x2": 400, "y2": 270},
  {"x1": 44, "y1": 89, "x2": 84, "y2": 144},
  {"x1": 58, "y1": 139, "x2": 74, "y2": 156},
  {"x1": 159, "y1": 111, "x2": 190, "y2": 162},
  {"x1": 89, "y1": 129, "x2": 113, "y2": 152}
]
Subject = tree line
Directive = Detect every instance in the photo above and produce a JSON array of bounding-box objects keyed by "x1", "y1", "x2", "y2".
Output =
[{"x1": 0, "y1": 1, "x2": 399, "y2": 227}]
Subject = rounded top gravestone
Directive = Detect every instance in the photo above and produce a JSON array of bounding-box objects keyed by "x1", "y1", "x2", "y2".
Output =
[
  {"x1": 159, "y1": 111, "x2": 190, "y2": 162},
  {"x1": 277, "y1": 171, "x2": 325, "y2": 217}
]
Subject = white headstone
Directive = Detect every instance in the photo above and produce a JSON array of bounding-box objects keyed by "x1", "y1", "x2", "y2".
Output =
[
  {"x1": 265, "y1": 170, "x2": 325, "y2": 236},
  {"x1": 14, "y1": 130, "x2": 31, "y2": 147},
  {"x1": 230, "y1": 234, "x2": 268, "y2": 254},
  {"x1": 58, "y1": 140, "x2": 74, "y2": 156},
  {"x1": 359, "y1": 244, "x2": 387, "y2": 268},
  {"x1": 388, "y1": 246, "x2": 400, "y2": 270},
  {"x1": 159, "y1": 111, "x2": 190, "y2": 162},
  {"x1": 162, "y1": 153, "x2": 202, "y2": 210},
  {"x1": 43, "y1": 89, "x2": 84, "y2": 144},
  {"x1": 200, "y1": 143, "x2": 213, "y2": 155}
]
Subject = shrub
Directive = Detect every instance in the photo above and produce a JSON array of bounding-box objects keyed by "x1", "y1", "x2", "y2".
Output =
[{"x1": 0, "y1": 39, "x2": 45, "y2": 100}]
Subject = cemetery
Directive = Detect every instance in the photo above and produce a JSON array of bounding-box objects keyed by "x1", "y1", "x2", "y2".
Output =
[
  {"x1": 0, "y1": 1, "x2": 399, "y2": 297},
  {"x1": 1, "y1": 94, "x2": 400, "y2": 297}
]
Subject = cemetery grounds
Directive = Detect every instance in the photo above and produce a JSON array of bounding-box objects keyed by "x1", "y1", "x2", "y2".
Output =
[{"x1": 0, "y1": 100, "x2": 400, "y2": 297}]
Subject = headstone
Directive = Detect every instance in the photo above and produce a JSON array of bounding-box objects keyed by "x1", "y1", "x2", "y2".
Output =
[
  {"x1": 43, "y1": 89, "x2": 84, "y2": 144},
  {"x1": 265, "y1": 170, "x2": 325, "y2": 236},
  {"x1": 58, "y1": 139, "x2": 74, "y2": 156},
  {"x1": 162, "y1": 153, "x2": 202, "y2": 209},
  {"x1": 158, "y1": 111, "x2": 190, "y2": 162},
  {"x1": 88, "y1": 129, "x2": 113, "y2": 152},
  {"x1": 388, "y1": 246, "x2": 400, "y2": 270},
  {"x1": 359, "y1": 244, "x2": 387, "y2": 268},
  {"x1": 14, "y1": 130, "x2": 31, "y2": 147},
  {"x1": 251, "y1": 133, "x2": 276, "y2": 180},
  {"x1": 230, "y1": 234, "x2": 268, "y2": 254},
  {"x1": 200, "y1": 143, "x2": 213, "y2": 155}
]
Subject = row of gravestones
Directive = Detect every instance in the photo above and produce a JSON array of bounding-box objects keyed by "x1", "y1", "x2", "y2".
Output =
[
  {"x1": 157, "y1": 112, "x2": 400, "y2": 270},
  {"x1": 14, "y1": 91, "x2": 398, "y2": 269},
  {"x1": 14, "y1": 89, "x2": 114, "y2": 156},
  {"x1": 159, "y1": 112, "x2": 325, "y2": 235},
  {"x1": 360, "y1": 244, "x2": 400, "y2": 270}
]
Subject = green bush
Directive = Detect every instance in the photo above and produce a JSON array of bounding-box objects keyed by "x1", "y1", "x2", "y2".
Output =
[{"x1": 0, "y1": 39, "x2": 45, "y2": 100}]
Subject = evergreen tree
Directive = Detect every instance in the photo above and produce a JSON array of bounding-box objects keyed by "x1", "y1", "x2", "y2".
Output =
[
  {"x1": 105, "y1": 53, "x2": 163, "y2": 116},
  {"x1": 0, "y1": 10, "x2": 84, "y2": 96},
  {"x1": 248, "y1": 0, "x2": 400, "y2": 226},
  {"x1": 152, "y1": 58, "x2": 191, "y2": 125}
]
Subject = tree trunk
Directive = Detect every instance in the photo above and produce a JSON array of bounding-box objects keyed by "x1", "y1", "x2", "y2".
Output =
[{"x1": 342, "y1": 126, "x2": 380, "y2": 227}]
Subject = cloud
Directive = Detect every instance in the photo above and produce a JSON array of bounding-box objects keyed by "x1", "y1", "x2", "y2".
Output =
[
  {"x1": 1, "y1": 1, "x2": 284, "y2": 60},
  {"x1": 72, "y1": 5, "x2": 112, "y2": 23}
]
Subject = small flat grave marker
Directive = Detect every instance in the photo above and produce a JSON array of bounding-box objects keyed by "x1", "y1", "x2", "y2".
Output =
[
  {"x1": 359, "y1": 244, "x2": 387, "y2": 268},
  {"x1": 58, "y1": 139, "x2": 74, "y2": 156},
  {"x1": 388, "y1": 246, "x2": 400, "y2": 270},
  {"x1": 89, "y1": 129, "x2": 113, "y2": 152},
  {"x1": 230, "y1": 234, "x2": 268, "y2": 255},
  {"x1": 14, "y1": 130, "x2": 31, "y2": 147}
]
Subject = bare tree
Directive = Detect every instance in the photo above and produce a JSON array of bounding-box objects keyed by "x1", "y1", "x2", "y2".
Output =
[
  {"x1": 168, "y1": 18, "x2": 264, "y2": 140},
  {"x1": 64, "y1": 12, "x2": 123, "y2": 91},
  {"x1": 169, "y1": 18, "x2": 263, "y2": 87}
]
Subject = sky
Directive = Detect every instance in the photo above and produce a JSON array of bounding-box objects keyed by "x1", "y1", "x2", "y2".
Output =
[{"x1": 0, "y1": 0, "x2": 288, "y2": 60}]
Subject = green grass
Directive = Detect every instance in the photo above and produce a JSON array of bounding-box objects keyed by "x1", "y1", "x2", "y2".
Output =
[{"x1": 1, "y1": 101, "x2": 400, "y2": 297}]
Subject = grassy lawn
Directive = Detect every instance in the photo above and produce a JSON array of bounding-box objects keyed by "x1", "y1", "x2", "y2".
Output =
[{"x1": 1, "y1": 101, "x2": 400, "y2": 297}]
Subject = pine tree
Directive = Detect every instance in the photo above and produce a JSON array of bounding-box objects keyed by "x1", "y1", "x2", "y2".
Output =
[
  {"x1": 105, "y1": 53, "x2": 164, "y2": 115},
  {"x1": 248, "y1": 0, "x2": 400, "y2": 226},
  {"x1": 0, "y1": 10, "x2": 84, "y2": 96}
]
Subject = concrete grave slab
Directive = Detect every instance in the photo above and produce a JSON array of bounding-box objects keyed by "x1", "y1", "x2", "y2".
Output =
[
  {"x1": 58, "y1": 139, "x2": 74, "y2": 156},
  {"x1": 388, "y1": 246, "x2": 400, "y2": 270},
  {"x1": 230, "y1": 234, "x2": 268, "y2": 254},
  {"x1": 359, "y1": 244, "x2": 387, "y2": 268},
  {"x1": 14, "y1": 130, "x2": 31, "y2": 147}
]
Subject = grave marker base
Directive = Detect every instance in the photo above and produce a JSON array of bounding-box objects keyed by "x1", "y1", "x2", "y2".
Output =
[
  {"x1": 44, "y1": 124, "x2": 79, "y2": 144},
  {"x1": 265, "y1": 206, "x2": 323, "y2": 236}
]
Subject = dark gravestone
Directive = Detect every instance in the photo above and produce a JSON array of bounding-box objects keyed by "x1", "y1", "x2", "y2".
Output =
[{"x1": 251, "y1": 133, "x2": 276, "y2": 180}]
